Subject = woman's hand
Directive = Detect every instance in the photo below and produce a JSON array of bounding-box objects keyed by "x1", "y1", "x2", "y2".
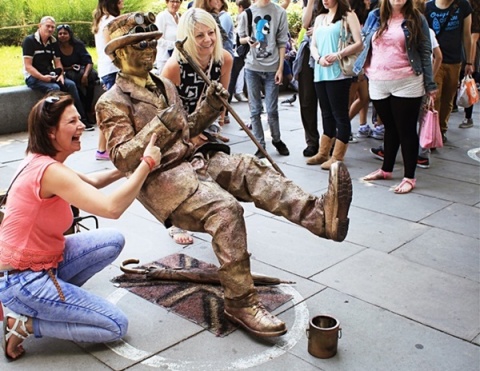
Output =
[
  {"x1": 318, "y1": 53, "x2": 336, "y2": 67},
  {"x1": 81, "y1": 74, "x2": 89, "y2": 87},
  {"x1": 143, "y1": 133, "x2": 161, "y2": 168},
  {"x1": 427, "y1": 89, "x2": 438, "y2": 101}
]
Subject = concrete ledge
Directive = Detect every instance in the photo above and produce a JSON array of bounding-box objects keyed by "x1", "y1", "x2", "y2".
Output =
[
  {"x1": 0, "y1": 85, "x2": 104, "y2": 135},
  {"x1": 0, "y1": 86, "x2": 43, "y2": 135}
]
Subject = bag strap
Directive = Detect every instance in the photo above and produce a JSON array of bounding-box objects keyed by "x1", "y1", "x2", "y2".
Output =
[
  {"x1": 436, "y1": 0, "x2": 459, "y2": 37},
  {"x1": 0, "y1": 163, "x2": 29, "y2": 207},
  {"x1": 246, "y1": 8, "x2": 252, "y2": 38}
]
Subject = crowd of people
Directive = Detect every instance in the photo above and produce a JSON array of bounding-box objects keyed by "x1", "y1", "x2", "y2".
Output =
[{"x1": 1, "y1": 0, "x2": 477, "y2": 361}]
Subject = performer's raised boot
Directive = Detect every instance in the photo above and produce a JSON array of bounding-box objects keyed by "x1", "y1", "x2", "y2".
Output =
[
  {"x1": 321, "y1": 161, "x2": 352, "y2": 242},
  {"x1": 224, "y1": 292, "x2": 287, "y2": 337}
]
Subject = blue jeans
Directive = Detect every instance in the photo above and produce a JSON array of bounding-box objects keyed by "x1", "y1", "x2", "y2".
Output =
[
  {"x1": 26, "y1": 76, "x2": 87, "y2": 120},
  {"x1": 0, "y1": 228, "x2": 128, "y2": 343},
  {"x1": 244, "y1": 69, "x2": 281, "y2": 147},
  {"x1": 101, "y1": 72, "x2": 118, "y2": 91}
]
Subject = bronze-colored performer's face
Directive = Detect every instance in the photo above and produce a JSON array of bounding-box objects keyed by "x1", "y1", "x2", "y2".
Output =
[{"x1": 118, "y1": 39, "x2": 158, "y2": 77}]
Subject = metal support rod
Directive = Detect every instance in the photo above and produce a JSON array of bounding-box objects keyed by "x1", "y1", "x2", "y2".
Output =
[{"x1": 175, "y1": 37, "x2": 285, "y2": 177}]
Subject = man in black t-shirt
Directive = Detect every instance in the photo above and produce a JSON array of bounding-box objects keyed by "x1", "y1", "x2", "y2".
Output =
[
  {"x1": 22, "y1": 16, "x2": 94, "y2": 130},
  {"x1": 425, "y1": 0, "x2": 473, "y2": 142}
]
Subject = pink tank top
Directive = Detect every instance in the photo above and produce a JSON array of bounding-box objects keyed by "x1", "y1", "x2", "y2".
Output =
[{"x1": 0, "y1": 154, "x2": 73, "y2": 270}]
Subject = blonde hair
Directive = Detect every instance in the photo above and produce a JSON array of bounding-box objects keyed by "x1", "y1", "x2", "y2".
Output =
[{"x1": 174, "y1": 8, "x2": 224, "y2": 65}]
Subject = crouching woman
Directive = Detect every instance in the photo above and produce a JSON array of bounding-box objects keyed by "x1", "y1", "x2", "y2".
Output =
[{"x1": 0, "y1": 92, "x2": 160, "y2": 361}]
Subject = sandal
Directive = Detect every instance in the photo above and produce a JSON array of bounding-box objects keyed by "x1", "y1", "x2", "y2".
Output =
[
  {"x1": 168, "y1": 226, "x2": 194, "y2": 245},
  {"x1": 363, "y1": 169, "x2": 393, "y2": 181},
  {"x1": 3, "y1": 312, "x2": 31, "y2": 362},
  {"x1": 394, "y1": 178, "x2": 416, "y2": 194}
]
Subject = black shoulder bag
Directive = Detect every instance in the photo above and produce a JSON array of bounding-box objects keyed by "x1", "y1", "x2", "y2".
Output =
[{"x1": 236, "y1": 8, "x2": 253, "y2": 60}]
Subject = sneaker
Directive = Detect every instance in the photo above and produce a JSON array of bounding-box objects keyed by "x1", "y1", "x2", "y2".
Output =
[
  {"x1": 459, "y1": 118, "x2": 473, "y2": 128},
  {"x1": 349, "y1": 133, "x2": 358, "y2": 143},
  {"x1": 442, "y1": 132, "x2": 447, "y2": 143},
  {"x1": 254, "y1": 149, "x2": 266, "y2": 159},
  {"x1": 272, "y1": 140, "x2": 290, "y2": 156},
  {"x1": 417, "y1": 156, "x2": 430, "y2": 169},
  {"x1": 370, "y1": 146, "x2": 384, "y2": 160},
  {"x1": 234, "y1": 92, "x2": 248, "y2": 102},
  {"x1": 83, "y1": 121, "x2": 95, "y2": 131},
  {"x1": 357, "y1": 124, "x2": 373, "y2": 138},
  {"x1": 95, "y1": 150, "x2": 110, "y2": 161},
  {"x1": 371, "y1": 125, "x2": 384, "y2": 140}
]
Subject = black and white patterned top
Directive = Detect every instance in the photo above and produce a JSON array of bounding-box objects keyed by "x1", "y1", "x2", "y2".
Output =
[{"x1": 177, "y1": 60, "x2": 222, "y2": 114}]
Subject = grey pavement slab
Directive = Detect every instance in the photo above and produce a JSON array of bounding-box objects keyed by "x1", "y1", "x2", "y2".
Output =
[
  {"x1": 420, "y1": 202, "x2": 480, "y2": 239},
  {"x1": 392, "y1": 227, "x2": 480, "y2": 282},
  {"x1": 311, "y1": 249, "x2": 480, "y2": 341},
  {"x1": 0, "y1": 92, "x2": 479, "y2": 369},
  {"x1": 287, "y1": 288, "x2": 480, "y2": 371}
]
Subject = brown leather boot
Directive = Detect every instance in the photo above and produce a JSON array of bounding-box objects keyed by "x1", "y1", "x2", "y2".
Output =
[
  {"x1": 306, "y1": 135, "x2": 334, "y2": 165},
  {"x1": 224, "y1": 293, "x2": 287, "y2": 337},
  {"x1": 322, "y1": 161, "x2": 352, "y2": 242},
  {"x1": 321, "y1": 140, "x2": 348, "y2": 170}
]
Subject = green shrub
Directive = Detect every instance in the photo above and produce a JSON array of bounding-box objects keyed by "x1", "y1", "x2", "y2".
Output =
[{"x1": 0, "y1": 0, "x2": 152, "y2": 46}]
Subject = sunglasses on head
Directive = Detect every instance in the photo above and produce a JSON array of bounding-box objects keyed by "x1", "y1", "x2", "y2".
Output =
[
  {"x1": 56, "y1": 24, "x2": 71, "y2": 31},
  {"x1": 128, "y1": 23, "x2": 159, "y2": 35},
  {"x1": 130, "y1": 39, "x2": 158, "y2": 50},
  {"x1": 43, "y1": 96, "x2": 60, "y2": 113}
]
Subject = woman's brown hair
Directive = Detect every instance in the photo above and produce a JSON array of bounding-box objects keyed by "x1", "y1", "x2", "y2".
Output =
[
  {"x1": 26, "y1": 92, "x2": 74, "y2": 157},
  {"x1": 377, "y1": 0, "x2": 425, "y2": 46},
  {"x1": 92, "y1": 0, "x2": 122, "y2": 34},
  {"x1": 318, "y1": 0, "x2": 352, "y2": 24}
]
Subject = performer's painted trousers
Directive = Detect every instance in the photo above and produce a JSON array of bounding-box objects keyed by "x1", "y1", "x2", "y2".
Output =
[{"x1": 168, "y1": 152, "x2": 327, "y2": 302}]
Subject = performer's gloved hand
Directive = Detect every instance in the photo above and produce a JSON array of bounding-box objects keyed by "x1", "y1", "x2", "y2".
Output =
[
  {"x1": 157, "y1": 103, "x2": 188, "y2": 131},
  {"x1": 205, "y1": 81, "x2": 229, "y2": 111}
]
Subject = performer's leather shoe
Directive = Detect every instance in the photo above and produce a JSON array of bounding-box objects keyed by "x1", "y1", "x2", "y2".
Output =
[
  {"x1": 323, "y1": 161, "x2": 352, "y2": 242},
  {"x1": 224, "y1": 298, "x2": 287, "y2": 337}
]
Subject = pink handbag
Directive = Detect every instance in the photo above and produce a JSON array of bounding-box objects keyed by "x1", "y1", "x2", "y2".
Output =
[{"x1": 419, "y1": 97, "x2": 443, "y2": 149}]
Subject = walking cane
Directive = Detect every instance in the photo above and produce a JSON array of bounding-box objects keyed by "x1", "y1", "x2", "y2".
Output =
[{"x1": 175, "y1": 38, "x2": 285, "y2": 177}]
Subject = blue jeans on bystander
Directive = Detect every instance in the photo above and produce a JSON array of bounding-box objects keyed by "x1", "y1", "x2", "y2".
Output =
[
  {"x1": 244, "y1": 69, "x2": 281, "y2": 148},
  {"x1": 0, "y1": 228, "x2": 128, "y2": 343}
]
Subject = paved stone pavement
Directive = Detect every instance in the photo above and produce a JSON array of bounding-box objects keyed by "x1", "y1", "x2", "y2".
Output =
[{"x1": 0, "y1": 92, "x2": 479, "y2": 370}]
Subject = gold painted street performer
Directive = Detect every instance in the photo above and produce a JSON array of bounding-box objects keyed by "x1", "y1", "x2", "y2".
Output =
[{"x1": 96, "y1": 10, "x2": 353, "y2": 338}]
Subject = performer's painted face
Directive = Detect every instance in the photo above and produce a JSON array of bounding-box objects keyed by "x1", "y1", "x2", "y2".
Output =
[{"x1": 118, "y1": 39, "x2": 158, "y2": 77}]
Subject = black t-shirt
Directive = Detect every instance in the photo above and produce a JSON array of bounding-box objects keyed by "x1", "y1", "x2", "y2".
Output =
[
  {"x1": 425, "y1": 0, "x2": 473, "y2": 64},
  {"x1": 22, "y1": 33, "x2": 57, "y2": 75},
  {"x1": 53, "y1": 39, "x2": 93, "y2": 68}
]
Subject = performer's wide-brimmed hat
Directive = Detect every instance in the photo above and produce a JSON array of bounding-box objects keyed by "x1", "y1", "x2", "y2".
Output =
[{"x1": 105, "y1": 12, "x2": 162, "y2": 56}]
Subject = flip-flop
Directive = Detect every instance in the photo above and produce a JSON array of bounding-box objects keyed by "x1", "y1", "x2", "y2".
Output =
[{"x1": 168, "y1": 227, "x2": 194, "y2": 245}]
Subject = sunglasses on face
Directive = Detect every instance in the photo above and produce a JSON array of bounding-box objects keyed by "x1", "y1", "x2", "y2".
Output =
[{"x1": 130, "y1": 39, "x2": 158, "y2": 50}]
